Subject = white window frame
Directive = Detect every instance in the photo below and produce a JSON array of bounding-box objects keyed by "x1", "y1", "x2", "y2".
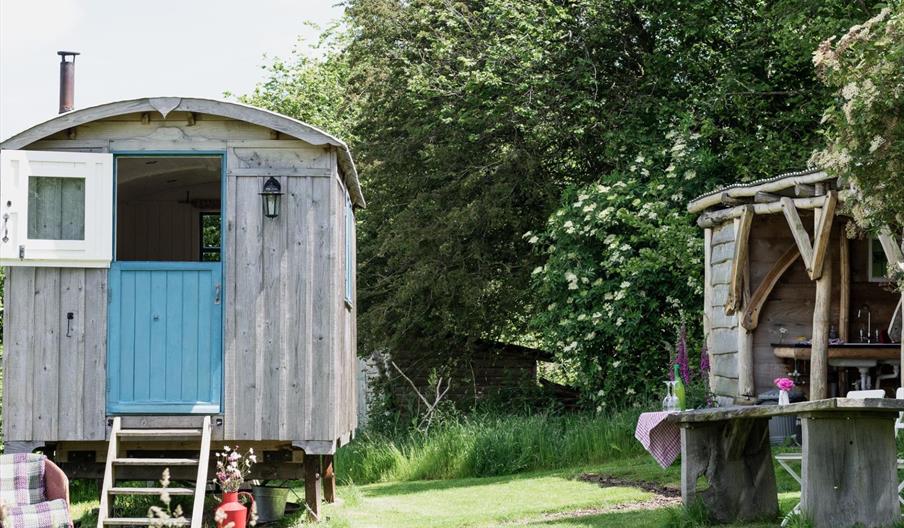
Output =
[{"x1": 0, "y1": 149, "x2": 113, "y2": 268}]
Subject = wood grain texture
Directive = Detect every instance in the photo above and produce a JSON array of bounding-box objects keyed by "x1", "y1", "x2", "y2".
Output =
[
  {"x1": 740, "y1": 245, "x2": 800, "y2": 330},
  {"x1": 808, "y1": 191, "x2": 837, "y2": 280},
  {"x1": 679, "y1": 418, "x2": 778, "y2": 523},
  {"x1": 689, "y1": 170, "x2": 832, "y2": 214},
  {"x1": 304, "y1": 454, "x2": 323, "y2": 522},
  {"x1": 697, "y1": 192, "x2": 850, "y2": 229},
  {"x1": 781, "y1": 197, "x2": 815, "y2": 274},
  {"x1": 3, "y1": 268, "x2": 107, "y2": 442},
  {"x1": 839, "y1": 232, "x2": 850, "y2": 342},
  {"x1": 672, "y1": 397, "x2": 904, "y2": 423},
  {"x1": 810, "y1": 223, "x2": 833, "y2": 400},
  {"x1": 736, "y1": 328, "x2": 755, "y2": 401},
  {"x1": 727, "y1": 207, "x2": 754, "y2": 313},
  {"x1": 800, "y1": 412, "x2": 900, "y2": 527}
]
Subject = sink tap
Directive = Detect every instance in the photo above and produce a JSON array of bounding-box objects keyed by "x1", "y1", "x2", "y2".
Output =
[{"x1": 858, "y1": 304, "x2": 872, "y2": 343}]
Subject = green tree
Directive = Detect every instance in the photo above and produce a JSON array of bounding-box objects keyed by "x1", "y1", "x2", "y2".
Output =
[
  {"x1": 528, "y1": 0, "x2": 871, "y2": 406},
  {"x1": 246, "y1": 0, "x2": 871, "y2": 406},
  {"x1": 811, "y1": 3, "x2": 904, "y2": 235},
  {"x1": 237, "y1": 26, "x2": 359, "y2": 143}
]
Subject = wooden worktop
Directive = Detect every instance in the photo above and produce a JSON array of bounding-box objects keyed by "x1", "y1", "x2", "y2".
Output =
[
  {"x1": 670, "y1": 397, "x2": 904, "y2": 423},
  {"x1": 772, "y1": 343, "x2": 900, "y2": 360}
]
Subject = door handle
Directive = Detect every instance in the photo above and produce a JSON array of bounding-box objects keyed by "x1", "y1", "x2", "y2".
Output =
[
  {"x1": 214, "y1": 283, "x2": 221, "y2": 304},
  {"x1": 2, "y1": 213, "x2": 8, "y2": 243}
]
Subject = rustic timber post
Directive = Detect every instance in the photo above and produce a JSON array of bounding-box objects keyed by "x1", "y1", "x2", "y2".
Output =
[
  {"x1": 838, "y1": 231, "x2": 850, "y2": 343},
  {"x1": 304, "y1": 454, "x2": 323, "y2": 521},
  {"x1": 322, "y1": 455, "x2": 336, "y2": 503},
  {"x1": 780, "y1": 189, "x2": 836, "y2": 400},
  {"x1": 729, "y1": 208, "x2": 756, "y2": 402},
  {"x1": 809, "y1": 192, "x2": 834, "y2": 400},
  {"x1": 810, "y1": 256, "x2": 832, "y2": 399}
]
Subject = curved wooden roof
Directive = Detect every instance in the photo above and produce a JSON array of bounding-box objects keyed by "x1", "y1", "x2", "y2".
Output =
[{"x1": 0, "y1": 97, "x2": 365, "y2": 207}]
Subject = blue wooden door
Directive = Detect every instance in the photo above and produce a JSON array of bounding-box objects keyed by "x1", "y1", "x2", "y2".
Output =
[{"x1": 107, "y1": 261, "x2": 223, "y2": 414}]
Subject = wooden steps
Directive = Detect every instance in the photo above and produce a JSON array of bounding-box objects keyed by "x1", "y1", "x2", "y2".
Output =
[
  {"x1": 118, "y1": 429, "x2": 203, "y2": 440},
  {"x1": 97, "y1": 416, "x2": 212, "y2": 528}
]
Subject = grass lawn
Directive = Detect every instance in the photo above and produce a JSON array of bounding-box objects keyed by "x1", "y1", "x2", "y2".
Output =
[
  {"x1": 69, "y1": 455, "x2": 809, "y2": 528},
  {"x1": 292, "y1": 458, "x2": 803, "y2": 528}
]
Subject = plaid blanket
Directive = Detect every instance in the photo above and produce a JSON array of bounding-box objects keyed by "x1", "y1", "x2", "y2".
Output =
[
  {"x1": 0, "y1": 454, "x2": 46, "y2": 506},
  {"x1": 4, "y1": 498, "x2": 73, "y2": 528}
]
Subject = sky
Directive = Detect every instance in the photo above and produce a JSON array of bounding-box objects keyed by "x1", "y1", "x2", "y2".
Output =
[{"x1": 0, "y1": 0, "x2": 344, "y2": 141}]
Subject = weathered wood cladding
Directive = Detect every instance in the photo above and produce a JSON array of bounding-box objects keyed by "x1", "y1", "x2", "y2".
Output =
[
  {"x1": 2, "y1": 268, "x2": 107, "y2": 441},
  {"x1": 2, "y1": 111, "x2": 358, "y2": 447}
]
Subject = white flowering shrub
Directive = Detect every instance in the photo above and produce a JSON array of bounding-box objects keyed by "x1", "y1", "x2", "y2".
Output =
[
  {"x1": 811, "y1": 5, "x2": 904, "y2": 232},
  {"x1": 530, "y1": 166, "x2": 704, "y2": 407}
]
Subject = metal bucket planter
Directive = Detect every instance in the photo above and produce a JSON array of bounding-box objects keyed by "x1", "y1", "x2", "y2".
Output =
[{"x1": 251, "y1": 486, "x2": 290, "y2": 523}]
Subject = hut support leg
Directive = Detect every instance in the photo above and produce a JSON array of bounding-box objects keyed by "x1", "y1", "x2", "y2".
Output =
[
  {"x1": 322, "y1": 455, "x2": 336, "y2": 503},
  {"x1": 679, "y1": 418, "x2": 778, "y2": 523},
  {"x1": 304, "y1": 454, "x2": 322, "y2": 522}
]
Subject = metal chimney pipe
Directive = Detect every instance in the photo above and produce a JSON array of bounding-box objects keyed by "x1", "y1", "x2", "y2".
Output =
[{"x1": 57, "y1": 51, "x2": 80, "y2": 113}]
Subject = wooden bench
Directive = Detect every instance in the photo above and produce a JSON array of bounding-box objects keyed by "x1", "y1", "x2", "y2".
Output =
[{"x1": 671, "y1": 398, "x2": 904, "y2": 527}]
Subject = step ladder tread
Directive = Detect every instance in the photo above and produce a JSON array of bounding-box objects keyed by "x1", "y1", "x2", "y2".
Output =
[
  {"x1": 113, "y1": 457, "x2": 199, "y2": 466},
  {"x1": 108, "y1": 487, "x2": 195, "y2": 496},
  {"x1": 118, "y1": 429, "x2": 203, "y2": 437},
  {"x1": 104, "y1": 517, "x2": 191, "y2": 526}
]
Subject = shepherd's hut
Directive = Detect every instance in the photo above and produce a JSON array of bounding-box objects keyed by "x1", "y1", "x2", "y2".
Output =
[{"x1": 1, "y1": 56, "x2": 362, "y2": 524}]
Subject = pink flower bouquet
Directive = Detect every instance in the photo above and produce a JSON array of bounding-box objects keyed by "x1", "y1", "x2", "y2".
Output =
[
  {"x1": 214, "y1": 445, "x2": 257, "y2": 492},
  {"x1": 774, "y1": 378, "x2": 795, "y2": 391}
]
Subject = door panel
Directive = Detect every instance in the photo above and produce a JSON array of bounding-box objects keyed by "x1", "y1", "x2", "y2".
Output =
[{"x1": 107, "y1": 261, "x2": 222, "y2": 414}]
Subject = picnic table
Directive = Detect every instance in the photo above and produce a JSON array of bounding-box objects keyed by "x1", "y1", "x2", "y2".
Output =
[{"x1": 641, "y1": 398, "x2": 904, "y2": 527}]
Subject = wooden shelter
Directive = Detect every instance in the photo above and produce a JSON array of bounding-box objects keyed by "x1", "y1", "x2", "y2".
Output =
[
  {"x1": 688, "y1": 169, "x2": 903, "y2": 403},
  {"x1": 0, "y1": 97, "x2": 363, "y2": 520}
]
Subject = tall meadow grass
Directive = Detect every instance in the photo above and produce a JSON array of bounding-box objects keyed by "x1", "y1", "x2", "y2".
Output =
[{"x1": 335, "y1": 409, "x2": 646, "y2": 484}]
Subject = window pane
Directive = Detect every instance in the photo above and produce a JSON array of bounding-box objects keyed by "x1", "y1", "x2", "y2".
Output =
[
  {"x1": 28, "y1": 176, "x2": 85, "y2": 240},
  {"x1": 199, "y1": 212, "x2": 221, "y2": 262},
  {"x1": 201, "y1": 213, "x2": 220, "y2": 249},
  {"x1": 201, "y1": 251, "x2": 221, "y2": 262},
  {"x1": 872, "y1": 238, "x2": 889, "y2": 280}
]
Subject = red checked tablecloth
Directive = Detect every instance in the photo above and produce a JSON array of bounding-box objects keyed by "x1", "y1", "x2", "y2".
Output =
[{"x1": 635, "y1": 411, "x2": 681, "y2": 468}]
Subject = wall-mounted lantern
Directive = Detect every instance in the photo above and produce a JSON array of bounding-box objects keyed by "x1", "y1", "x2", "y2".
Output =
[{"x1": 260, "y1": 177, "x2": 283, "y2": 218}]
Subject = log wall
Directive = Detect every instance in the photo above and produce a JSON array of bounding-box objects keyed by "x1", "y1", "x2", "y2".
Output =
[{"x1": 707, "y1": 222, "x2": 740, "y2": 398}]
